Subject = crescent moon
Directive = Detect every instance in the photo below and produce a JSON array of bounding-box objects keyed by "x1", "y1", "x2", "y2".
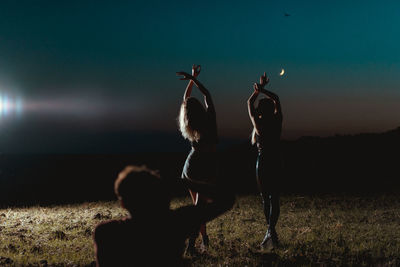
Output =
[{"x1": 279, "y1": 69, "x2": 285, "y2": 76}]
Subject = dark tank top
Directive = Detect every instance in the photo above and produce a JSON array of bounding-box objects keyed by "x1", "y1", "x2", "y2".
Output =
[{"x1": 255, "y1": 115, "x2": 282, "y2": 153}]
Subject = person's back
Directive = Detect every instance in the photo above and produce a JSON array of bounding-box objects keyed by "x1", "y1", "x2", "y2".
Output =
[
  {"x1": 93, "y1": 165, "x2": 234, "y2": 267},
  {"x1": 94, "y1": 216, "x2": 184, "y2": 266}
]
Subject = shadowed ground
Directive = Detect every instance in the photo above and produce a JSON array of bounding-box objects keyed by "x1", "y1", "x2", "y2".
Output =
[{"x1": 0, "y1": 195, "x2": 399, "y2": 266}]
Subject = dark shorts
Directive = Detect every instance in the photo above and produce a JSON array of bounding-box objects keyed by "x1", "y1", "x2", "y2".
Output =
[{"x1": 181, "y1": 149, "x2": 218, "y2": 184}]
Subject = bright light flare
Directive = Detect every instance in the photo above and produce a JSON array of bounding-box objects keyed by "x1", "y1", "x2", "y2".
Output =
[
  {"x1": 0, "y1": 93, "x2": 24, "y2": 119},
  {"x1": 3, "y1": 95, "x2": 9, "y2": 116},
  {"x1": 16, "y1": 98, "x2": 23, "y2": 116}
]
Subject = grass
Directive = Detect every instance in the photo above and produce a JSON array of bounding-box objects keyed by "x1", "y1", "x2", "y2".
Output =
[{"x1": 1, "y1": 195, "x2": 400, "y2": 266}]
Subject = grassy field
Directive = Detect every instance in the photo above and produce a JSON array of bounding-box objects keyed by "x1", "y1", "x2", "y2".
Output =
[{"x1": 1, "y1": 194, "x2": 400, "y2": 266}]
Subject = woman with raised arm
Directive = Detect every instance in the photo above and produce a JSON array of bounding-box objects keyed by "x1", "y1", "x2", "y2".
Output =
[
  {"x1": 176, "y1": 65, "x2": 219, "y2": 254},
  {"x1": 247, "y1": 72, "x2": 283, "y2": 248}
]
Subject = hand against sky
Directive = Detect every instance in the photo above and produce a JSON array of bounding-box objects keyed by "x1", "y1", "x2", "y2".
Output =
[
  {"x1": 192, "y1": 64, "x2": 201, "y2": 78},
  {"x1": 259, "y1": 72, "x2": 270, "y2": 89},
  {"x1": 253, "y1": 83, "x2": 260, "y2": 93},
  {"x1": 176, "y1": 71, "x2": 194, "y2": 81}
]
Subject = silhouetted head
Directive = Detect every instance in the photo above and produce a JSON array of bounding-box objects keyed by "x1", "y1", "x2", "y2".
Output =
[
  {"x1": 114, "y1": 165, "x2": 169, "y2": 215},
  {"x1": 178, "y1": 97, "x2": 208, "y2": 142},
  {"x1": 256, "y1": 97, "x2": 275, "y2": 118}
]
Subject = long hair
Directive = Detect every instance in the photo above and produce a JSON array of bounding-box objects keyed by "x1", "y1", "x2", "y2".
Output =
[
  {"x1": 178, "y1": 97, "x2": 208, "y2": 142},
  {"x1": 251, "y1": 97, "x2": 276, "y2": 144}
]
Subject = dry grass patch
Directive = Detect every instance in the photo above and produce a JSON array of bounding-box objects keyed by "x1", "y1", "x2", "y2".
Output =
[{"x1": 1, "y1": 195, "x2": 400, "y2": 266}]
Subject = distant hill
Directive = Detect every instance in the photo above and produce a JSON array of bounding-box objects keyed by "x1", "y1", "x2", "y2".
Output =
[
  {"x1": 222, "y1": 126, "x2": 400, "y2": 193},
  {"x1": 1, "y1": 127, "x2": 399, "y2": 206}
]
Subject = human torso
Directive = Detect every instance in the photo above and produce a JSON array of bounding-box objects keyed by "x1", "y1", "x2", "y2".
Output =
[
  {"x1": 255, "y1": 115, "x2": 282, "y2": 154},
  {"x1": 94, "y1": 209, "x2": 208, "y2": 267},
  {"x1": 182, "y1": 105, "x2": 219, "y2": 183}
]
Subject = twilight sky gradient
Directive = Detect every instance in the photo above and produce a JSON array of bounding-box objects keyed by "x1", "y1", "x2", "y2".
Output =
[{"x1": 0, "y1": 1, "x2": 399, "y2": 152}]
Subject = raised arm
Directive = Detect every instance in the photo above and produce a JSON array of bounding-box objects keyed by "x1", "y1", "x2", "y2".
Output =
[
  {"x1": 261, "y1": 88, "x2": 282, "y2": 119},
  {"x1": 177, "y1": 71, "x2": 214, "y2": 110},
  {"x1": 257, "y1": 72, "x2": 282, "y2": 120},
  {"x1": 183, "y1": 65, "x2": 201, "y2": 100},
  {"x1": 247, "y1": 84, "x2": 260, "y2": 133}
]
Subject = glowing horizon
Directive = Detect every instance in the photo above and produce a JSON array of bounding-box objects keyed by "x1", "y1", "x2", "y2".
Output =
[{"x1": 0, "y1": 1, "x2": 399, "y2": 152}]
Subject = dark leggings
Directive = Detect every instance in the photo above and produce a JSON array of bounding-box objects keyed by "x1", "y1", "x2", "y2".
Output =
[
  {"x1": 256, "y1": 153, "x2": 281, "y2": 231},
  {"x1": 260, "y1": 193, "x2": 280, "y2": 231}
]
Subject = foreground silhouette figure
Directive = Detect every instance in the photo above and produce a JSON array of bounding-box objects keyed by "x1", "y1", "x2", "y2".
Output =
[
  {"x1": 93, "y1": 165, "x2": 234, "y2": 267},
  {"x1": 247, "y1": 72, "x2": 283, "y2": 248},
  {"x1": 176, "y1": 65, "x2": 219, "y2": 253}
]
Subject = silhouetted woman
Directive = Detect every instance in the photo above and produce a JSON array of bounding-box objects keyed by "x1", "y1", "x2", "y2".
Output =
[
  {"x1": 247, "y1": 72, "x2": 283, "y2": 248},
  {"x1": 176, "y1": 65, "x2": 218, "y2": 254}
]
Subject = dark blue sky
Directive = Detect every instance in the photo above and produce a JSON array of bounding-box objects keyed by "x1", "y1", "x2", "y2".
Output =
[{"x1": 0, "y1": 1, "x2": 399, "y2": 152}]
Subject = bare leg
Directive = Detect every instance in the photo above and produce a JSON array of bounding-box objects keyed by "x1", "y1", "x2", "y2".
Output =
[
  {"x1": 199, "y1": 224, "x2": 207, "y2": 239},
  {"x1": 185, "y1": 190, "x2": 198, "y2": 255},
  {"x1": 189, "y1": 189, "x2": 197, "y2": 204},
  {"x1": 196, "y1": 194, "x2": 208, "y2": 238},
  {"x1": 198, "y1": 194, "x2": 212, "y2": 250},
  {"x1": 190, "y1": 190, "x2": 207, "y2": 239}
]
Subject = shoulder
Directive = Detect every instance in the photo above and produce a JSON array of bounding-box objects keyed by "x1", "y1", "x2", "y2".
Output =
[{"x1": 93, "y1": 219, "x2": 128, "y2": 242}]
